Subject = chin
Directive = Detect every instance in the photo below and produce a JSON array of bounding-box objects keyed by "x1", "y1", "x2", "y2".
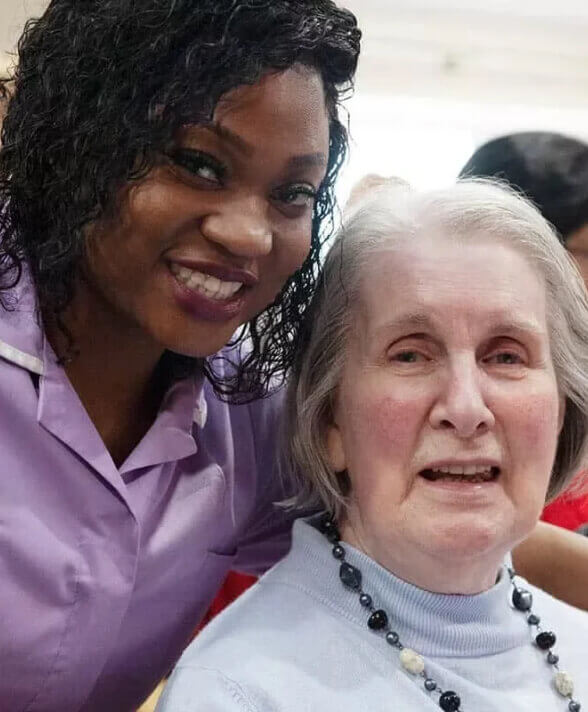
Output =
[
  {"x1": 165, "y1": 338, "x2": 232, "y2": 360},
  {"x1": 423, "y1": 519, "x2": 512, "y2": 562},
  {"x1": 159, "y1": 321, "x2": 242, "y2": 360}
]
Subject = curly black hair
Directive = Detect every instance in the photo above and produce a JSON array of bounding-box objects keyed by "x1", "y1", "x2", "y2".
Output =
[
  {"x1": 0, "y1": 0, "x2": 360, "y2": 401},
  {"x1": 459, "y1": 132, "x2": 588, "y2": 242}
]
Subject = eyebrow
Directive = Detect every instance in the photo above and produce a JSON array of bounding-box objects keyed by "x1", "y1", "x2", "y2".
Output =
[
  {"x1": 285, "y1": 152, "x2": 328, "y2": 171},
  {"x1": 369, "y1": 312, "x2": 434, "y2": 337},
  {"x1": 202, "y1": 122, "x2": 328, "y2": 171},
  {"x1": 486, "y1": 318, "x2": 547, "y2": 339},
  {"x1": 202, "y1": 122, "x2": 253, "y2": 156},
  {"x1": 370, "y1": 312, "x2": 546, "y2": 339}
]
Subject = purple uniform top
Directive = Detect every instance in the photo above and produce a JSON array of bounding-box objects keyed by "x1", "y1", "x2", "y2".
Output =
[{"x1": 0, "y1": 273, "x2": 296, "y2": 712}]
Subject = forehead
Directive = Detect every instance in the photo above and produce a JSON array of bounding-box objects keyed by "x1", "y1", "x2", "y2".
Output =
[
  {"x1": 355, "y1": 235, "x2": 548, "y2": 337},
  {"x1": 213, "y1": 66, "x2": 330, "y2": 152}
]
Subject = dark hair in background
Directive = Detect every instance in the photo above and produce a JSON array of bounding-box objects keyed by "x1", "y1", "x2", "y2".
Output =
[
  {"x1": 0, "y1": 0, "x2": 360, "y2": 401},
  {"x1": 459, "y1": 132, "x2": 588, "y2": 242}
]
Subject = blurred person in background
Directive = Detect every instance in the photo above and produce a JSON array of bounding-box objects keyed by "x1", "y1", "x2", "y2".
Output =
[{"x1": 460, "y1": 132, "x2": 588, "y2": 536}]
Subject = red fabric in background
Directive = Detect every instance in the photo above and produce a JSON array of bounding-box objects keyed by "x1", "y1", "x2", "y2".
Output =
[
  {"x1": 197, "y1": 571, "x2": 257, "y2": 631},
  {"x1": 541, "y1": 469, "x2": 588, "y2": 531},
  {"x1": 541, "y1": 493, "x2": 588, "y2": 531}
]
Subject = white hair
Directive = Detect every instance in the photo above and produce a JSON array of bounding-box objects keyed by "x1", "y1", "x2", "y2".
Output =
[{"x1": 282, "y1": 178, "x2": 588, "y2": 516}]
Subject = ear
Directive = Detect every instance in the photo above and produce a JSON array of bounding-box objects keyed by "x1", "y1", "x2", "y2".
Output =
[{"x1": 326, "y1": 418, "x2": 347, "y2": 473}]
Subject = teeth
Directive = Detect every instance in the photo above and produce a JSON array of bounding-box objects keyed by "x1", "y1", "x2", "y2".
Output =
[
  {"x1": 440, "y1": 474, "x2": 490, "y2": 483},
  {"x1": 422, "y1": 465, "x2": 498, "y2": 483},
  {"x1": 432, "y1": 465, "x2": 494, "y2": 476},
  {"x1": 187, "y1": 271, "x2": 206, "y2": 290},
  {"x1": 170, "y1": 264, "x2": 243, "y2": 300}
]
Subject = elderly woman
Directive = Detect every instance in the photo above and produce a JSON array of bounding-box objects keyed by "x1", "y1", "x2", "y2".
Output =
[{"x1": 158, "y1": 179, "x2": 588, "y2": 711}]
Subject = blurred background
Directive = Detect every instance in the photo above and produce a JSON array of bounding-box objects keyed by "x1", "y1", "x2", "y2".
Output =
[
  {"x1": 339, "y1": 0, "x2": 588, "y2": 198},
  {"x1": 2, "y1": 0, "x2": 588, "y2": 201}
]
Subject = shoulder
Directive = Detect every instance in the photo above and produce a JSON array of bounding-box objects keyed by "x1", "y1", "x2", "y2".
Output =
[
  {"x1": 162, "y1": 524, "x2": 361, "y2": 709},
  {"x1": 200, "y1": 373, "x2": 291, "y2": 506},
  {"x1": 196, "y1": 370, "x2": 287, "y2": 494},
  {"x1": 197, "y1": 371, "x2": 299, "y2": 573},
  {"x1": 158, "y1": 549, "x2": 410, "y2": 712},
  {"x1": 199, "y1": 373, "x2": 287, "y2": 496},
  {"x1": 179, "y1": 559, "x2": 317, "y2": 664},
  {"x1": 158, "y1": 576, "x2": 310, "y2": 712},
  {"x1": 201, "y1": 363, "x2": 285, "y2": 448},
  {"x1": 157, "y1": 665, "x2": 261, "y2": 712},
  {"x1": 202, "y1": 374, "x2": 285, "y2": 431},
  {"x1": 0, "y1": 278, "x2": 44, "y2": 374}
]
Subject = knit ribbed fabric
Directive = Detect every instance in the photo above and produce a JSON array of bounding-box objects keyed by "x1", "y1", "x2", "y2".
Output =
[
  {"x1": 158, "y1": 519, "x2": 588, "y2": 712},
  {"x1": 269, "y1": 519, "x2": 525, "y2": 658}
]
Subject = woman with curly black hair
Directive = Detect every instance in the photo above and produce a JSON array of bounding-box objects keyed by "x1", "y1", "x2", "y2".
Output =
[{"x1": 0, "y1": 1, "x2": 359, "y2": 710}]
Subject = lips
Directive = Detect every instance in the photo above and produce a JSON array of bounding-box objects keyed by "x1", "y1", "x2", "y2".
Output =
[{"x1": 168, "y1": 260, "x2": 253, "y2": 322}]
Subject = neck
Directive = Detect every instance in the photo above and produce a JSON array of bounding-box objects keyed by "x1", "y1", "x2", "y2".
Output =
[
  {"x1": 45, "y1": 280, "x2": 168, "y2": 465},
  {"x1": 339, "y1": 517, "x2": 504, "y2": 595}
]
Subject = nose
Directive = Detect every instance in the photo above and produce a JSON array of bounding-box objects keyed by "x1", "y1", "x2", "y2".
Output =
[
  {"x1": 200, "y1": 193, "x2": 273, "y2": 259},
  {"x1": 429, "y1": 358, "x2": 495, "y2": 438}
]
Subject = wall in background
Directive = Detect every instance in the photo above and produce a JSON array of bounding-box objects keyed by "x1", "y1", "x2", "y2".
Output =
[
  {"x1": 338, "y1": 0, "x2": 588, "y2": 197},
  {"x1": 1, "y1": 0, "x2": 587, "y2": 195}
]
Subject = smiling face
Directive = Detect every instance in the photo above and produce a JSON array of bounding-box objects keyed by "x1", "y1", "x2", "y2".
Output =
[
  {"x1": 327, "y1": 234, "x2": 563, "y2": 592},
  {"x1": 81, "y1": 65, "x2": 330, "y2": 359}
]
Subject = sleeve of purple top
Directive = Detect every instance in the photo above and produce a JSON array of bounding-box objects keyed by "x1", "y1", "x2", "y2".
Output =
[{"x1": 232, "y1": 386, "x2": 317, "y2": 576}]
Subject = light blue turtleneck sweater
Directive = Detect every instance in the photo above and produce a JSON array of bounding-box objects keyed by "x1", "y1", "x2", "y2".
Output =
[{"x1": 157, "y1": 519, "x2": 588, "y2": 711}]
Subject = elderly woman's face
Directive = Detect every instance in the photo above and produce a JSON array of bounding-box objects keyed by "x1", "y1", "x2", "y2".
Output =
[{"x1": 327, "y1": 235, "x2": 563, "y2": 576}]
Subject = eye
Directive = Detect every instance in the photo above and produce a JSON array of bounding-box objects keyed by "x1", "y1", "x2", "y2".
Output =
[
  {"x1": 484, "y1": 351, "x2": 524, "y2": 365},
  {"x1": 389, "y1": 350, "x2": 428, "y2": 364},
  {"x1": 273, "y1": 184, "x2": 318, "y2": 212},
  {"x1": 167, "y1": 149, "x2": 226, "y2": 185}
]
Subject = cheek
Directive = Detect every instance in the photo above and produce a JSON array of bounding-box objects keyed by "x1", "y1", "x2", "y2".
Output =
[
  {"x1": 341, "y1": 391, "x2": 423, "y2": 510},
  {"x1": 275, "y1": 219, "x2": 313, "y2": 273},
  {"x1": 124, "y1": 170, "x2": 187, "y2": 237},
  {"x1": 343, "y1": 391, "x2": 422, "y2": 463},
  {"x1": 514, "y1": 391, "x2": 560, "y2": 450},
  {"x1": 87, "y1": 184, "x2": 164, "y2": 275},
  {"x1": 254, "y1": 223, "x2": 312, "y2": 309},
  {"x1": 507, "y1": 388, "x2": 561, "y2": 491},
  {"x1": 85, "y1": 227, "x2": 150, "y2": 301}
]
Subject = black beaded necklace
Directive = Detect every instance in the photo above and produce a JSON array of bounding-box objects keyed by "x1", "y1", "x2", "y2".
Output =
[{"x1": 318, "y1": 514, "x2": 582, "y2": 712}]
